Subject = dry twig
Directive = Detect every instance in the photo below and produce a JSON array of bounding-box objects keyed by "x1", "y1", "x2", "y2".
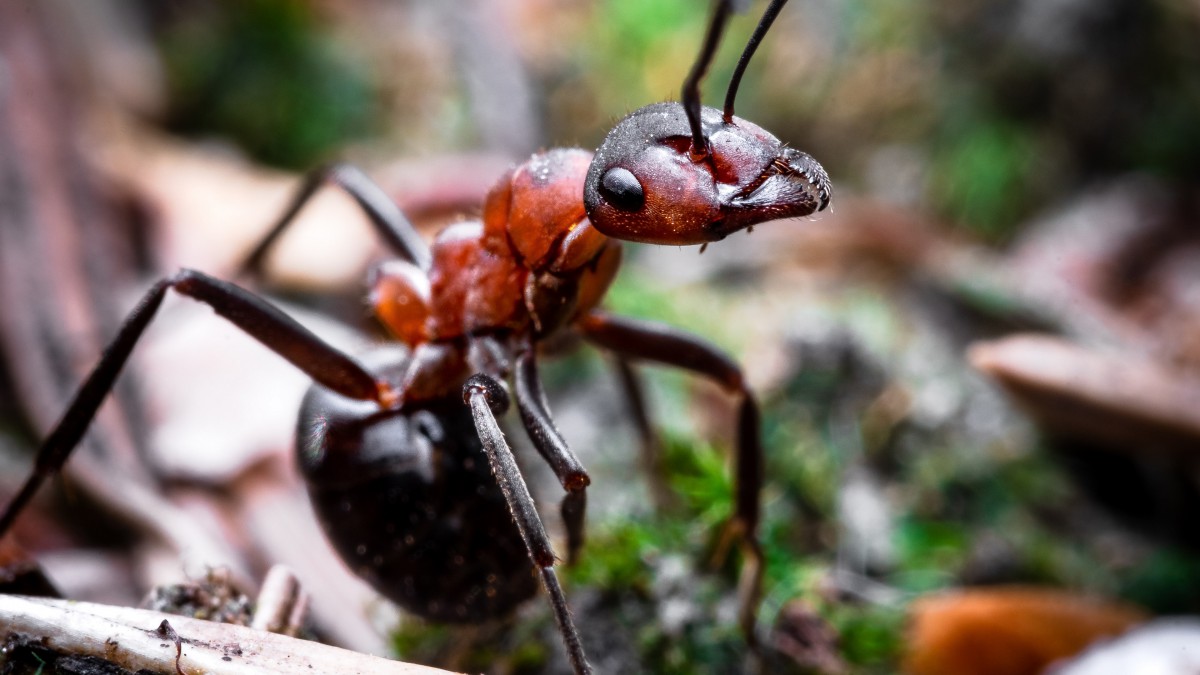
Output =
[{"x1": 0, "y1": 595, "x2": 459, "y2": 675}]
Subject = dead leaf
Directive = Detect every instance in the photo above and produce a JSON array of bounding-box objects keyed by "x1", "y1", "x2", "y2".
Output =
[{"x1": 904, "y1": 587, "x2": 1146, "y2": 675}]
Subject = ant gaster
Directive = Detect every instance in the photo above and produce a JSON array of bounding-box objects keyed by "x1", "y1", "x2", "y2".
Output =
[{"x1": 0, "y1": 1, "x2": 829, "y2": 673}]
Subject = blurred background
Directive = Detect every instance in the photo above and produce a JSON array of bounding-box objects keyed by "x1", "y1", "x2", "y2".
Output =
[{"x1": 1, "y1": 0, "x2": 1200, "y2": 673}]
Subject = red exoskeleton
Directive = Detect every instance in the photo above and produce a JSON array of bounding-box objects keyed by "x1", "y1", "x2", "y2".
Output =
[{"x1": 0, "y1": 0, "x2": 829, "y2": 672}]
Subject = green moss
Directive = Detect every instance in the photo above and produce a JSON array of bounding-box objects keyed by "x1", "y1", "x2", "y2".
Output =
[
  {"x1": 661, "y1": 433, "x2": 734, "y2": 524},
  {"x1": 568, "y1": 431, "x2": 736, "y2": 592},
  {"x1": 894, "y1": 518, "x2": 969, "y2": 592},
  {"x1": 567, "y1": 518, "x2": 662, "y2": 592},
  {"x1": 825, "y1": 603, "x2": 907, "y2": 669}
]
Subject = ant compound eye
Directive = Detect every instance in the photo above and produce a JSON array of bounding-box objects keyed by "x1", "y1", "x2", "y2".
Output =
[{"x1": 599, "y1": 167, "x2": 645, "y2": 212}]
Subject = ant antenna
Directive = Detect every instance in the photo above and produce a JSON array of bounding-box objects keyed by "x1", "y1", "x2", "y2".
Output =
[
  {"x1": 682, "y1": 0, "x2": 736, "y2": 159},
  {"x1": 724, "y1": 0, "x2": 788, "y2": 122}
]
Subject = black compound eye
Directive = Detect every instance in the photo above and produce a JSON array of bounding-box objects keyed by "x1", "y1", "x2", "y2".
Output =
[{"x1": 599, "y1": 167, "x2": 645, "y2": 212}]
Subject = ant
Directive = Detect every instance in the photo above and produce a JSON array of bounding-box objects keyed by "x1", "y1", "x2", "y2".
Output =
[{"x1": 0, "y1": 0, "x2": 829, "y2": 673}]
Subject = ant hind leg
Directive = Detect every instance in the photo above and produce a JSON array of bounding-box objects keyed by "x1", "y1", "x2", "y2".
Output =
[
  {"x1": 610, "y1": 356, "x2": 675, "y2": 512},
  {"x1": 0, "y1": 269, "x2": 391, "y2": 540}
]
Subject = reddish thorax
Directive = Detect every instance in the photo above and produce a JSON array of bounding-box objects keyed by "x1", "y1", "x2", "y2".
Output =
[{"x1": 369, "y1": 148, "x2": 620, "y2": 403}]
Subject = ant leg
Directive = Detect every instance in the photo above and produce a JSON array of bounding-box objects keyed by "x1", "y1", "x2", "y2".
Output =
[
  {"x1": 610, "y1": 356, "x2": 674, "y2": 512},
  {"x1": 0, "y1": 269, "x2": 393, "y2": 539},
  {"x1": 238, "y1": 164, "x2": 432, "y2": 275},
  {"x1": 578, "y1": 310, "x2": 764, "y2": 644},
  {"x1": 464, "y1": 374, "x2": 592, "y2": 675},
  {"x1": 514, "y1": 351, "x2": 590, "y2": 564}
]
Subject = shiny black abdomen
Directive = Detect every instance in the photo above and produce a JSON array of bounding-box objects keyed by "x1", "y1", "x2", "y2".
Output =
[{"x1": 295, "y1": 349, "x2": 536, "y2": 623}]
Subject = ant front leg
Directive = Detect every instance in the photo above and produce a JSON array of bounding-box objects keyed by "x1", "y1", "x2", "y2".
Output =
[
  {"x1": 0, "y1": 269, "x2": 393, "y2": 539},
  {"x1": 463, "y1": 373, "x2": 592, "y2": 675},
  {"x1": 238, "y1": 163, "x2": 432, "y2": 275},
  {"x1": 579, "y1": 310, "x2": 765, "y2": 644}
]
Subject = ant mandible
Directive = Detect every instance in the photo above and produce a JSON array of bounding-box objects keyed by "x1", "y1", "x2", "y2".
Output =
[{"x1": 0, "y1": 1, "x2": 830, "y2": 673}]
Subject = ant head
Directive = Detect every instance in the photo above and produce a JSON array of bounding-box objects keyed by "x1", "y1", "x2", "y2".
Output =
[
  {"x1": 584, "y1": 103, "x2": 829, "y2": 245},
  {"x1": 583, "y1": 0, "x2": 831, "y2": 246}
]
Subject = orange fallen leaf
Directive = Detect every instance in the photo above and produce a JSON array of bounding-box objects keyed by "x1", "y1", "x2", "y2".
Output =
[{"x1": 904, "y1": 587, "x2": 1146, "y2": 675}]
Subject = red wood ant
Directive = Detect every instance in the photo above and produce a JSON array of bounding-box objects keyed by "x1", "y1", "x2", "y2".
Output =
[{"x1": 0, "y1": 1, "x2": 829, "y2": 672}]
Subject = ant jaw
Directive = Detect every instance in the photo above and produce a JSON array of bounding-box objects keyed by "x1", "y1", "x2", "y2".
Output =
[
  {"x1": 709, "y1": 147, "x2": 832, "y2": 237},
  {"x1": 774, "y1": 148, "x2": 832, "y2": 213}
]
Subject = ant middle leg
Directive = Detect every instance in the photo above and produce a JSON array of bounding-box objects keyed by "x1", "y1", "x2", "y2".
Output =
[
  {"x1": 578, "y1": 310, "x2": 765, "y2": 644},
  {"x1": 514, "y1": 350, "x2": 590, "y2": 564},
  {"x1": 238, "y1": 163, "x2": 432, "y2": 276},
  {"x1": 0, "y1": 269, "x2": 393, "y2": 540},
  {"x1": 463, "y1": 373, "x2": 592, "y2": 675}
]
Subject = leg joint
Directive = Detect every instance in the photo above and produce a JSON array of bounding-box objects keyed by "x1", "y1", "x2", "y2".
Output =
[
  {"x1": 463, "y1": 373, "x2": 510, "y2": 414},
  {"x1": 564, "y1": 470, "x2": 591, "y2": 492}
]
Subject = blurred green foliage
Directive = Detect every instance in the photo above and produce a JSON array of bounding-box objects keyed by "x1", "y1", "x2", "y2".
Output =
[
  {"x1": 158, "y1": 0, "x2": 379, "y2": 169},
  {"x1": 921, "y1": 0, "x2": 1200, "y2": 239},
  {"x1": 928, "y1": 112, "x2": 1040, "y2": 241},
  {"x1": 587, "y1": 0, "x2": 727, "y2": 113}
]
